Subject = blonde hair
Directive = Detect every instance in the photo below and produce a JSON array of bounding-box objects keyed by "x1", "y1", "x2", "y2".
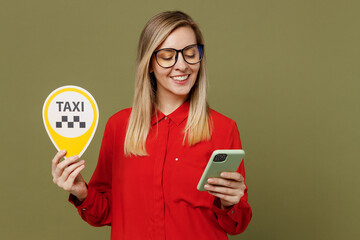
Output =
[{"x1": 124, "y1": 11, "x2": 211, "y2": 156}]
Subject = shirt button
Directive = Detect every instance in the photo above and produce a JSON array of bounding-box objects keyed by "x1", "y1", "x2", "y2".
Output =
[
  {"x1": 165, "y1": 117, "x2": 168, "y2": 120},
  {"x1": 82, "y1": 208, "x2": 86, "y2": 211},
  {"x1": 231, "y1": 210, "x2": 234, "y2": 214},
  {"x1": 175, "y1": 158, "x2": 178, "y2": 161}
]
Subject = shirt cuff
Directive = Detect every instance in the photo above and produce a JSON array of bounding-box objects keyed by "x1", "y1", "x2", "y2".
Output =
[
  {"x1": 68, "y1": 185, "x2": 92, "y2": 212},
  {"x1": 211, "y1": 197, "x2": 246, "y2": 222},
  {"x1": 68, "y1": 194, "x2": 85, "y2": 207}
]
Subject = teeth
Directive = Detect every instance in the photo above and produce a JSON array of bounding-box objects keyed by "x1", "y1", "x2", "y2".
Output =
[{"x1": 172, "y1": 75, "x2": 189, "y2": 81}]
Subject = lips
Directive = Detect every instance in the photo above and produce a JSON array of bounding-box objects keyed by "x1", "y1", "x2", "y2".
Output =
[{"x1": 170, "y1": 74, "x2": 190, "y2": 81}]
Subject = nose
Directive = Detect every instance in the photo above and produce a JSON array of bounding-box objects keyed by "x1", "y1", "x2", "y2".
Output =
[{"x1": 173, "y1": 52, "x2": 188, "y2": 71}]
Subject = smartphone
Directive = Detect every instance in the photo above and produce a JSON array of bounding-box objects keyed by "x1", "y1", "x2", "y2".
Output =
[{"x1": 197, "y1": 149, "x2": 245, "y2": 191}]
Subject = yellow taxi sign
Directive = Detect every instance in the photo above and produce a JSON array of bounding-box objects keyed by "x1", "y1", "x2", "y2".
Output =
[{"x1": 42, "y1": 86, "x2": 99, "y2": 158}]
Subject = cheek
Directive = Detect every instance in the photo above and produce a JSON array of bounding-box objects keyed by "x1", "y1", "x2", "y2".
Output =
[
  {"x1": 191, "y1": 65, "x2": 200, "y2": 78},
  {"x1": 154, "y1": 68, "x2": 169, "y2": 76},
  {"x1": 153, "y1": 67, "x2": 172, "y2": 83}
]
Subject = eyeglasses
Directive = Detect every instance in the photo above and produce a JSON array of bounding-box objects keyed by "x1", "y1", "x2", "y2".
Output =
[{"x1": 153, "y1": 44, "x2": 204, "y2": 68}]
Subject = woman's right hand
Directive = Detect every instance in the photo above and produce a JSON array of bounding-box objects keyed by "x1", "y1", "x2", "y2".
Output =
[{"x1": 52, "y1": 150, "x2": 88, "y2": 202}]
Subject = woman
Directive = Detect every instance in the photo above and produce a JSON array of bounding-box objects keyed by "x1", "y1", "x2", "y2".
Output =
[{"x1": 52, "y1": 11, "x2": 252, "y2": 240}]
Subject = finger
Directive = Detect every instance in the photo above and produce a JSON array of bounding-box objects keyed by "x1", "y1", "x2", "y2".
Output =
[
  {"x1": 220, "y1": 172, "x2": 244, "y2": 182},
  {"x1": 59, "y1": 160, "x2": 85, "y2": 183},
  {"x1": 207, "y1": 191, "x2": 238, "y2": 205},
  {"x1": 52, "y1": 150, "x2": 67, "y2": 175},
  {"x1": 63, "y1": 165, "x2": 85, "y2": 191},
  {"x1": 54, "y1": 155, "x2": 79, "y2": 177},
  {"x1": 207, "y1": 177, "x2": 241, "y2": 189},
  {"x1": 204, "y1": 184, "x2": 239, "y2": 196}
]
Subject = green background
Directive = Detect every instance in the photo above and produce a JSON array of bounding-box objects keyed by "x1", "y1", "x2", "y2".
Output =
[{"x1": 1, "y1": 0, "x2": 359, "y2": 239}]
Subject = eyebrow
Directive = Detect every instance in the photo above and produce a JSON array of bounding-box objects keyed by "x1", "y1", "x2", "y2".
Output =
[{"x1": 155, "y1": 43, "x2": 198, "y2": 51}]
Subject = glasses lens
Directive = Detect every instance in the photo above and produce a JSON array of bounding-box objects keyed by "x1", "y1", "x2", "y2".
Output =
[
  {"x1": 156, "y1": 49, "x2": 176, "y2": 68},
  {"x1": 183, "y1": 45, "x2": 203, "y2": 64}
]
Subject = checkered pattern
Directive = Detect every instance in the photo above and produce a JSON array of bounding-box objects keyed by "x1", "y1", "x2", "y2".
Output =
[{"x1": 56, "y1": 116, "x2": 86, "y2": 128}]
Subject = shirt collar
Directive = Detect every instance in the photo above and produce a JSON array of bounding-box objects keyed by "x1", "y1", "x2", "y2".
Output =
[{"x1": 151, "y1": 100, "x2": 190, "y2": 126}]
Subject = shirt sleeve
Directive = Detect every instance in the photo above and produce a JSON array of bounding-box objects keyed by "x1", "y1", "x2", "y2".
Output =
[
  {"x1": 211, "y1": 121, "x2": 252, "y2": 235},
  {"x1": 68, "y1": 117, "x2": 114, "y2": 227}
]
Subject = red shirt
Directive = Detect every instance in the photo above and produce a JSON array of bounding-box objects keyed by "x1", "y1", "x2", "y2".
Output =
[{"x1": 69, "y1": 101, "x2": 252, "y2": 239}]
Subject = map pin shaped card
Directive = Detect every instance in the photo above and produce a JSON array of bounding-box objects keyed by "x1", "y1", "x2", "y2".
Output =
[{"x1": 42, "y1": 86, "x2": 99, "y2": 158}]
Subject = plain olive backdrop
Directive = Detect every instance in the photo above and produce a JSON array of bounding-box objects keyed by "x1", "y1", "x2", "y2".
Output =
[{"x1": 1, "y1": 0, "x2": 359, "y2": 239}]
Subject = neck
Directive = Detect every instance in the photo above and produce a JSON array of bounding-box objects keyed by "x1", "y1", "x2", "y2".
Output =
[{"x1": 156, "y1": 93, "x2": 188, "y2": 115}]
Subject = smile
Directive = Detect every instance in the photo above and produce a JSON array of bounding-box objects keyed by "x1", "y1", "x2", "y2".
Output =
[{"x1": 170, "y1": 74, "x2": 190, "y2": 81}]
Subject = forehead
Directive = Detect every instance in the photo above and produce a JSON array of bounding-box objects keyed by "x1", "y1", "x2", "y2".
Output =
[{"x1": 157, "y1": 26, "x2": 197, "y2": 50}]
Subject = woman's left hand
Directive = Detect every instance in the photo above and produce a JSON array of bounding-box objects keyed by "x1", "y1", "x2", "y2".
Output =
[{"x1": 204, "y1": 172, "x2": 245, "y2": 209}]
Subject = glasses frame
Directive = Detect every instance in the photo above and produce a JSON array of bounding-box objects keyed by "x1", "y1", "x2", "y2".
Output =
[{"x1": 153, "y1": 44, "x2": 204, "y2": 68}]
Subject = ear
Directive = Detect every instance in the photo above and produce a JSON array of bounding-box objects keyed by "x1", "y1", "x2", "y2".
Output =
[{"x1": 149, "y1": 56, "x2": 154, "y2": 73}]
